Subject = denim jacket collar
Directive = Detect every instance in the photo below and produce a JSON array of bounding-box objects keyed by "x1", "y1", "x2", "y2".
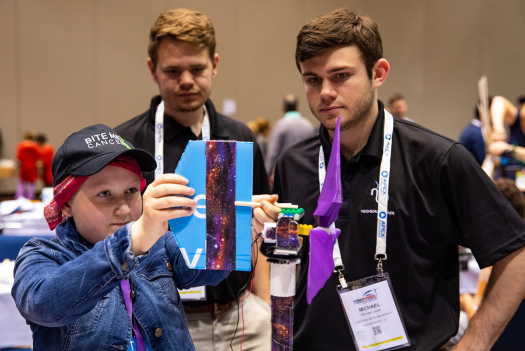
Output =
[{"x1": 56, "y1": 219, "x2": 94, "y2": 256}]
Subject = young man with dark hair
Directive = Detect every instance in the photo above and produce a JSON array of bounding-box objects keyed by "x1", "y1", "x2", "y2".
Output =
[
  {"x1": 115, "y1": 8, "x2": 271, "y2": 351},
  {"x1": 254, "y1": 8, "x2": 525, "y2": 351}
]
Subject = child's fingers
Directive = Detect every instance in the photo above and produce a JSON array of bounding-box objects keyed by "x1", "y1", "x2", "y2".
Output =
[
  {"x1": 151, "y1": 173, "x2": 189, "y2": 187},
  {"x1": 148, "y1": 196, "x2": 196, "y2": 211},
  {"x1": 149, "y1": 183, "x2": 195, "y2": 198}
]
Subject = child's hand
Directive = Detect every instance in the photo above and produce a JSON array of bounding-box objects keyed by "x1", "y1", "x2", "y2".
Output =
[
  {"x1": 252, "y1": 194, "x2": 280, "y2": 243},
  {"x1": 131, "y1": 174, "x2": 196, "y2": 255}
]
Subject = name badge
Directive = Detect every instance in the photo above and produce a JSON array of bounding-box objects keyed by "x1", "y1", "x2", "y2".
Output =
[{"x1": 337, "y1": 273, "x2": 410, "y2": 351}]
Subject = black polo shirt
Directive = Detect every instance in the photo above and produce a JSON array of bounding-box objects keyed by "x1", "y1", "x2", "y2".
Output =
[
  {"x1": 273, "y1": 100, "x2": 525, "y2": 351},
  {"x1": 115, "y1": 95, "x2": 269, "y2": 306}
]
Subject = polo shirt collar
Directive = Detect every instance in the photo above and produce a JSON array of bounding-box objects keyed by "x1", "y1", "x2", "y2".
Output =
[
  {"x1": 284, "y1": 111, "x2": 302, "y2": 119},
  {"x1": 471, "y1": 119, "x2": 482, "y2": 128},
  {"x1": 146, "y1": 95, "x2": 231, "y2": 141},
  {"x1": 319, "y1": 100, "x2": 385, "y2": 164}
]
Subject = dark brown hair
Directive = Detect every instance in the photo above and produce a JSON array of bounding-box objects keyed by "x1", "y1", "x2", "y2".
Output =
[
  {"x1": 148, "y1": 8, "x2": 216, "y2": 66},
  {"x1": 295, "y1": 8, "x2": 382, "y2": 79},
  {"x1": 495, "y1": 178, "x2": 525, "y2": 218}
]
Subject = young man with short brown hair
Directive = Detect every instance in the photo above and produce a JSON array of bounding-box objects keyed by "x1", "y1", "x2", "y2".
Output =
[
  {"x1": 255, "y1": 8, "x2": 525, "y2": 351},
  {"x1": 116, "y1": 8, "x2": 271, "y2": 351}
]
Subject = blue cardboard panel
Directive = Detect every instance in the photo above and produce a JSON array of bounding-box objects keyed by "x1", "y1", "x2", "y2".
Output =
[
  {"x1": 168, "y1": 140, "x2": 253, "y2": 271},
  {"x1": 235, "y1": 142, "x2": 253, "y2": 271},
  {"x1": 169, "y1": 141, "x2": 206, "y2": 270}
]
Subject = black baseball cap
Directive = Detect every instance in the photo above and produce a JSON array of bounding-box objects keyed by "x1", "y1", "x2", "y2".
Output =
[{"x1": 52, "y1": 124, "x2": 156, "y2": 187}]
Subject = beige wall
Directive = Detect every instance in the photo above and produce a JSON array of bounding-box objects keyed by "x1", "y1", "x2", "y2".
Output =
[{"x1": 1, "y1": 0, "x2": 525, "y2": 193}]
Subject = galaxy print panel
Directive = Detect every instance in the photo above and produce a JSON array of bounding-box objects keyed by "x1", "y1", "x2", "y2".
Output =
[
  {"x1": 206, "y1": 141, "x2": 236, "y2": 270},
  {"x1": 276, "y1": 217, "x2": 301, "y2": 249},
  {"x1": 271, "y1": 296, "x2": 294, "y2": 351},
  {"x1": 169, "y1": 140, "x2": 253, "y2": 271}
]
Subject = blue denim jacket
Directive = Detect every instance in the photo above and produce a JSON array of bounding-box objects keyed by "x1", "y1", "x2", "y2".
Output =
[{"x1": 11, "y1": 219, "x2": 229, "y2": 351}]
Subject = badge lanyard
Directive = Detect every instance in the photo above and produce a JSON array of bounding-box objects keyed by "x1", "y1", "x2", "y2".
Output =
[
  {"x1": 154, "y1": 101, "x2": 209, "y2": 301},
  {"x1": 321, "y1": 111, "x2": 410, "y2": 351},
  {"x1": 318, "y1": 110, "x2": 394, "y2": 273},
  {"x1": 154, "y1": 101, "x2": 211, "y2": 179}
]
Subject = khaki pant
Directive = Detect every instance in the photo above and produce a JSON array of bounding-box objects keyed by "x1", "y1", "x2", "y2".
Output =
[{"x1": 186, "y1": 293, "x2": 271, "y2": 351}]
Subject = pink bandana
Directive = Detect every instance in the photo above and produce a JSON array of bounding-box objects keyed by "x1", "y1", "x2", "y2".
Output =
[{"x1": 44, "y1": 155, "x2": 146, "y2": 230}]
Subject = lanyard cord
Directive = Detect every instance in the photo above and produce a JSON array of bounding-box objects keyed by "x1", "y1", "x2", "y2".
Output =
[
  {"x1": 154, "y1": 101, "x2": 211, "y2": 179},
  {"x1": 318, "y1": 110, "x2": 394, "y2": 273}
]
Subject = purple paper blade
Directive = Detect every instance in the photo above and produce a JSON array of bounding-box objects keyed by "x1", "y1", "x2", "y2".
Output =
[
  {"x1": 307, "y1": 227, "x2": 341, "y2": 304},
  {"x1": 313, "y1": 116, "x2": 343, "y2": 228}
]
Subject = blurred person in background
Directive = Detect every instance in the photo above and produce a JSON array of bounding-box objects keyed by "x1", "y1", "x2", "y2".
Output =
[
  {"x1": 265, "y1": 94, "x2": 314, "y2": 177},
  {"x1": 457, "y1": 178, "x2": 525, "y2": 350},
  {"x1": 36, "y1": 133, "x2": 54, "y2": 187},
  {"x1": 15, "y1": 131, "x2": 39, "y2": 199},
  {"x1": 490, "y1": 95, "x2": 525, "y2": 146},
  {"x1": 388, "y1": 93, "x2": 414, "y2": 122},
  {"x1": 459, "y1": 99, "x2": 494, "y2": 166},
  {"x1": 488, "y1": 95, "x2": 525, "y2": 180},
  {"x1": 247, "y1": 116, "x2": 270, "y2": 160}
]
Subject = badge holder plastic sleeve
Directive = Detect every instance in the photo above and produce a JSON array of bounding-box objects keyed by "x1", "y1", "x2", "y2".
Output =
[{"x1": 337, "y1": 273, "x2": 411, "y2": 351}]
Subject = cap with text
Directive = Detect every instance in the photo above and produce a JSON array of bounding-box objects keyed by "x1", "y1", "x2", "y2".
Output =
[{"x1": 52, "y1": 124, "x2": 156, "y2": 187}]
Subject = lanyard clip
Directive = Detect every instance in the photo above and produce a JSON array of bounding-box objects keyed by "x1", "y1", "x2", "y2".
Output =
[
  {"x1": 375, "y1": 254, "x2": 386, "y2": 275},
  {"x1": 335, "y1": 265, "x2": 347, "y2": 289}
]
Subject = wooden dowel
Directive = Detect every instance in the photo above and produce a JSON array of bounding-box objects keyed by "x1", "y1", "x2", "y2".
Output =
[{"x1": 234, "y1": 201, "x2": 298, "y2": 209}]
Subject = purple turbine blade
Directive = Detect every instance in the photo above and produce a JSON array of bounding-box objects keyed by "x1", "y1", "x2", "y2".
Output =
[
  {"x1": 313, "y1": 116, "x2": 343, "y2": 228},
  {"x1": 307, "y1": 227, "x2": 341, "y2": 304}
]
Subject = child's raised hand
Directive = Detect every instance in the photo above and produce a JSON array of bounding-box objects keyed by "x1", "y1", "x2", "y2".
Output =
[{"x1": 131, "y1": 174, "x2": 196, "y2": 255}]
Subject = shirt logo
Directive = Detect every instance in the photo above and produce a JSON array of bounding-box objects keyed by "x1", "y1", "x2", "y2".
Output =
[{"x1": 361, "y1": 183, "x2": 394, "y2": 216}]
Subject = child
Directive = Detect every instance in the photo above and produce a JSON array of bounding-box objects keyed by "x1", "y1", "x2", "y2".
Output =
[
  {"x1": 16, "y1": 131, "x2": 40, "y2": 199},
  {"x1": 36, "y1": 133, "x2": 54, "y2": 187},
  {"x1": 11, "y1": 124, "x2": 229, "y2": 351}
]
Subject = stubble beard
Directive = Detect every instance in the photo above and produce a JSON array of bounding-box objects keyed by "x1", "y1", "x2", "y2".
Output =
[
  {"x1": 172, "y1": 96, "x2": 204, "y2": 113},
  {"x1": 325, "y1": 81, "x2": 375, "y2": 132},
  {"x1": 177, "y1": 104, "x2": 202, "y2": 113}
]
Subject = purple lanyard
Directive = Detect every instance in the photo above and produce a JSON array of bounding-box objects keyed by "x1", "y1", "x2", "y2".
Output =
[{"x1": 120, "y1": 279, "x2": 146, "y2": 351}]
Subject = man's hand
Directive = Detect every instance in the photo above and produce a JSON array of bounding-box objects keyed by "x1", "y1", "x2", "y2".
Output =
[
  {"x1": 131, "y1": 174, "x2": 195, "y2": 255},
  {"x1": 251, "y1": 194, "x2": 280, "y2": 304},
  {"x1": 251, "y1": 194, "x2": 280, "y2": 243},
  {"x1": 489, "y1": 141, "x2": 512, "y2": 156}
]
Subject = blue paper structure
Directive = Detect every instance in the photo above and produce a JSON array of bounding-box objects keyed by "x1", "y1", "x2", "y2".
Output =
[{"x1": 168, "y1": 140, "x2": 253, "y2": 271}]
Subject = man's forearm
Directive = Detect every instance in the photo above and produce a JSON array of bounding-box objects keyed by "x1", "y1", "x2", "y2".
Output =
[
  {"x1": 251, "y1": 250, "x2": 271, "y2": 303},
  {"x1": 454, "y1": 247, "x2": 525, "y2": 350}
]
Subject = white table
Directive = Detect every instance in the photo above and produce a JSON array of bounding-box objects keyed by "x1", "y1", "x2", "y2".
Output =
[{"x1": 0, "y1": 284, "x2": 32, "y2": 348}]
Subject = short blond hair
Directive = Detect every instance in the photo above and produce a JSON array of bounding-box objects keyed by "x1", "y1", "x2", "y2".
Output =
[{"x1": 148, "y1": 8, "x2": 216, "y2": 66}]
